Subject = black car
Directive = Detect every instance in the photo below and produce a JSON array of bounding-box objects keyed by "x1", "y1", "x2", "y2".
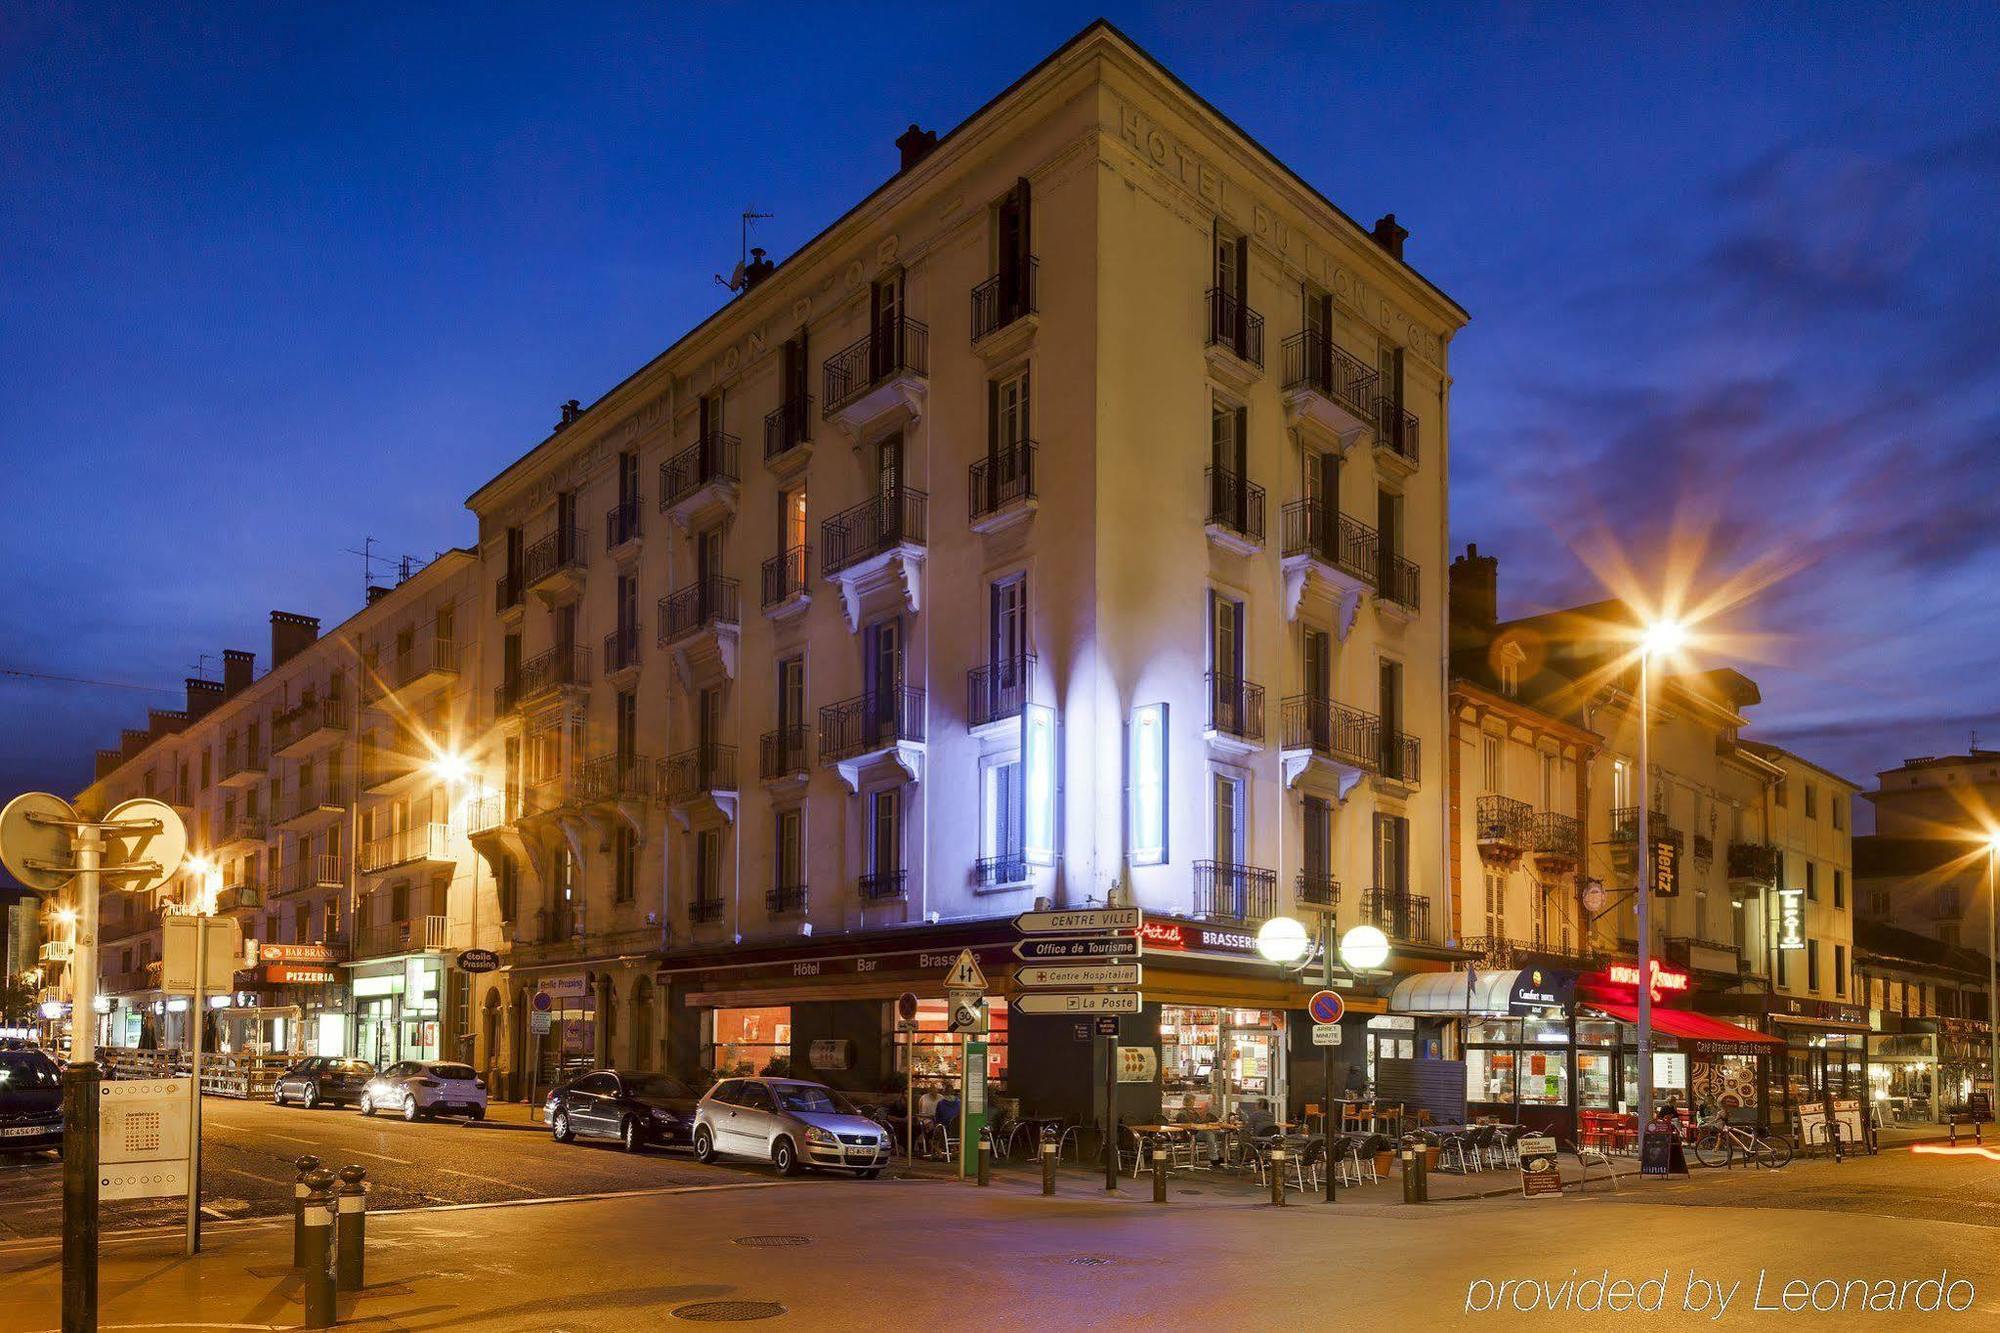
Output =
[
  {"x1": 546, "y1": 1070, "x2": 700, "y2": 1153},
  {"x1": 0, "y1": 1049, "x2": 64, "y2": 1154},
  {"x1": 272, "y1": 1057, "x2": 376, "y2": 1109}
]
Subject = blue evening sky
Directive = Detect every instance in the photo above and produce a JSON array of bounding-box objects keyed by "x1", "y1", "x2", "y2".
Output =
[{"x1": 3, "y1": 3, "x2": 1996, "y2": 812}]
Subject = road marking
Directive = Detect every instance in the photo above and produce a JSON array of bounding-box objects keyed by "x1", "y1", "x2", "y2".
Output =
[{"x1": 206, "y1": 1125, "x2": 414, "y2": 1167}]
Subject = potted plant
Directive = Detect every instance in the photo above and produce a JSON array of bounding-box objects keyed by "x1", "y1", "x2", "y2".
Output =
[{"x1": 1374, "y1": 1139, "x2": 1396, "y2": 1177}]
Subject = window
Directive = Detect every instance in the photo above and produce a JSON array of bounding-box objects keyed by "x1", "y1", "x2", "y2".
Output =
[
  {"x1": 1374, "y1": 813, "x2": 1410, "y2": 895},
  {"x1": 1804, "y1": 782, "x2": 1818, "y2": 819},
  {"x1": 1832, "y1": 797, "x2": 1845, "y2": 831},
  {"x1": 614, "y1": 826, "x2": 636, "y2": 904},
  {"x1": 1806, "y1": 939, "x2": 1820, "y2": 993},
  {"x1": 615, "y1": 689, "x2": 637, "y2": 770},
  {"x1": 1483, "y1": 871, "x2": 1504, "y2": 938},
  {"x1": 1540, "y1": 753, "x2": 1558, "y2": 811},
  {"x1": 1833, "y1": 944, "x2": 1847, "y2": 997},
  {"x1": 496, "y1": 854, "x2": 518, "y2": 922},
  {"x1": 776, "y1": 655, "x2": 805, "y2": 738},
  {"x1": 990, "y1": 367, "x2": 1030, "y2": 452},
  {"x1": 1777, "y1": 937, "x2": 1789, "y2": 987},
  {"x1": 1773, "y1": 778, "x2": 1787, "y2": 809},
  {"x1": 694, "y1": 829, "x2": 721, "y2": 907},
  {"x1": 1481, "y1": 735, "x2": 1502, "y2": 791},
  {"x1": 774, "y1": 809, "x2": 803, "y2": 892},
  {"x1": 982, "y1": 759, "x2": 1024, "y2": 883},
  {"x1": 709, "y1": 1008, "x2": 791, "y2": 1078},
  {"x1": 869, "y1": 789, "x2": 901, "y2": 876},
  {"x1": 1379, "y1": 658, "x2": 1406, "y2": 779},
  {"x1": 1805, "y1": 861, "x2": 1818, "y2": 901},
  {"x1": 990, "y1": 573, "x2": 1028, "y2": 671},
  {"x1": 1208, "y1": 396, "x2": 1249, "y2": 527},
  {"x1": 1612, "y1": 758, "x2": 1632, "y2": 811},
  {"x1": 1207, "y1": 590, "x2": 1248, "y2": 734},
  {"x1": 1833, "y1": 868, "x2": 1845, "y2": 910},
  {"x1": 1211, "y1": 773, "x2": 1245, "y2": 867},
  {"x1": 1302, "y1": 796, "x2": 1332, "y2": 887}
]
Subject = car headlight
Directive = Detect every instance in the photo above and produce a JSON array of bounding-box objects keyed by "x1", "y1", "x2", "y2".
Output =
[
  {"x1": 650, "y1": 1108, "x2": 678, "y2": 1124},
  {"x1": 803, "y1": 1125, "x2": 838, "y2": 1145}
]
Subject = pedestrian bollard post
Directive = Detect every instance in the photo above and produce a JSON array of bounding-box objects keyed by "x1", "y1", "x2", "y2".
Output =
[
  {"x1": 1152, "y1": 1146, "x2": 1168, "y2": 1203},
  {"x1": 976, "y1": 1129, "x2": 992, "y2": 1187},
  {"x1": 1400, "y1": 1148, "x2": 1417, "y2": 1204},
  {"x1": 1040, "y1": 1131, "x2": 1057, "y2": 1196},
  {"x1": 292, "y1": 1154, "x2": 322, "y2": 1269},
  {"x1": 1268, "y1": 1146, "x2": 1286, "y2": 1206},
  {"x1": 301, "y1": 1169, "x2": 337, "y2": 1330},
  {"x1": 334, "y1": 1165, "x2": 368, "y2": 1292}
]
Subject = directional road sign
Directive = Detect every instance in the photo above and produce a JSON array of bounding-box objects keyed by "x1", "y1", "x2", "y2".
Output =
[
  {"x1": 943, "y1": 948, "x2": 988, "y2": 993},
  {"x1": 1012, "y1": 936, "x2": 1140, "y2": 961},
  {"x1": 1014, "y1": 962, "x2": 1143, "y2": 989},
  {"x1": 1013, "y1": 907, "x2": 1141, "y2": 936},
  {"x1": 1012, "y1": 991, "x2": 1143, "y2": 1015}
]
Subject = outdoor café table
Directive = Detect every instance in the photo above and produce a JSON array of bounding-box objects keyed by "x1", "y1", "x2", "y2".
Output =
[{"x1": 1127, "y1": 1124, "x2": 1195, "y2": 1174}]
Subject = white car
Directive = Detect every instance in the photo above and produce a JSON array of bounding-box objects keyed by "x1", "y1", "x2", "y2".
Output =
[
  {"x1": 692, "y1": 1076, "x2": 890, "y2": 1177},
  {"x1": 359, "y1": 1060, "x2": 488, "y2": 1121}
]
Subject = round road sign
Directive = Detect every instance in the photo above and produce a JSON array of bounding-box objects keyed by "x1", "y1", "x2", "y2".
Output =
[
  {"x1": 102, "y1": 797, "x2": 188, "y2": 896},
  {"x1": 0, "y1": 792, "x2": 80, "y2": 893},
  {"x1": 896, "y1": 991, "x2": 919, "y2": 1022},
  {"x1": 1307, "y1": 989, "x2": 1345, "y2": 1025},
  {"x1": 532, "y1": 991, "x2": 554, "y2": 1013}
]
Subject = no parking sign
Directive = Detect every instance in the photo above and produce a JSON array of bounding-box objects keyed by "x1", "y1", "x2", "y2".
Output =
[{"x1": 1307, "y1": 989, "x2": 1345, "y2": 1024}]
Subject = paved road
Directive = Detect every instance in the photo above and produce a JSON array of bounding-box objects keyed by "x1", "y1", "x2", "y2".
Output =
[
  {"x1": 4, "y1": 1152, "x2": 1999, "y2": 1330},
  {"x1": 0, "y1": 1094, "x2": 798, "y2": 1240}
]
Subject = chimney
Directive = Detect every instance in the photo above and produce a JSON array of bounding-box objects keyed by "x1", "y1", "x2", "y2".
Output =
[
  {"x1": 270, "y1": 611, "x2": 320, "y2": 669},
  {"x1": 741, "y1": 247, "x2": 774, "y2": 291},
  {"x1": 1449, "y1": 542, "x2": 1499, "y2": 642},
  {"x1": 221, "y1": 649, "x2": 255, "y2": 699},
  {"x1": 147, "y1": 709, "x2": 188, "y2": 740},
  {"x1": 1370, "y1": 213, "x2": 1409, "y2": 260},
  {"x1": 895, "y1": 124, "x2": 939, "y2": 173},
  {"x1": 95, "y1": 749, "x2": 124, "y2": 781},
  {"x1": 121, "y1": 728, "x2": 150, "y2": 759},
  {"x1": 186, "y1": 677, "x2": 224, "y2": 720},
  {"x1": 554, "y1": 399, "x2": 583, "y2": 433},
  {"x1": 365, "y1": 585, "x2": 391, "y2": 606}
]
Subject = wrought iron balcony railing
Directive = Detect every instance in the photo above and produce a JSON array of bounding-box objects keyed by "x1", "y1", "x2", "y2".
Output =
[
  {"x1": 660, "y1": 433, "x2": 740, "y2": 509},
  {"x1": 1296, "y1": 871, "x2": 1340, "y2": 909},
  {"x1": 822, "y1": 487, "x2": 927, "y2": 576},
  {"x1": 1206, "y1": 672, "x2": 1266, "y2": 744},
  {"x1": 1282, "y1": 329, "x2": 1376, "y2": 420},
  {"x1": 761, "y1": 545, "x2": 810, "y2": 607},
  {"x1": 819, "y1": 687, "x2": 925, "y2": 763},
  {"x1": 1194, "y1": 860, "x2": 1276, "y2": 923},
  {"x1": 1205, "y1": 287, "x2": 1263, "y2": 367},
  {"x1": 759, "y1": 726, "x2": 810, "y2": 780},
  {"x1": 1280, "y1": 499, "x2": 1378, "y2": 585},
  {"x1": 659, "y1": 577, "x2": 741, "y2": 642},
  {"x1": 967, "y1": 655, "x2": 1034, "y2": 729},
  {"x1": 605, "y1": 498, "x2": 643, "y2": 548},
  {"x1": 971, "y1": 257, "x2": 1037, "y2": 342},
  {"x1": 521, "y1": 525, "x2": 587, "y2": 587},
  {"x1": 1280, "y1": 695, "x2": 1382, "y2": 773},
  {"x1": 859, "y1": 869, "x2": 908, "y2": 902},
  {"x1": 1374, "y1": 396, "x2": 1419, "y2": 464},
  {"x1": 1727, "y1": 840, "x2": 1780, "y2": 885},
  {"x1": 764, "y1": 395, "x2": 813, "y2": 461},
  {"x1": 823, "y1": 315, "x2": 929, "y2": 415},
  {"x1": 1532, "y1": 812, "x2": 1582, "y2": 864},
  {"x1": 766, "y1": 884, "x2": 808, "y2": 916},
  {"x1": 1360, "y1": 888, "x2": 1432, "y2": 942},
  {"x1": 1204, "y1": 466, "x2": 1265, "y2": 544},
  {"x1": 603, "y1": 622, "x2": 641, "y2": 676},
  {"x1": 968, "y1": 442, "x2": 1036, "y2": 522},
  {"x1": 977, "y1": 854, "x2": 1030, "y2": 888},
  {"x1": 1476, "y1": 795, "x2": 1532, "y2": 847},
  {"x1": 663, "y1": 745, "x2": 738, "y2": 803}
]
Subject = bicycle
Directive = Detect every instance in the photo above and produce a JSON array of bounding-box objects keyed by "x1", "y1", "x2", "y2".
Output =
[{"x1": 1690, "y1": 1111, "x2": 1793, "y2": 1169}]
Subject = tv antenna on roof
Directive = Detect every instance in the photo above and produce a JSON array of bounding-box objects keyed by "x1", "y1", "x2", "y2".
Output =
[{"x1": 716, "y1": 209, "x2": 775, "y2": 292}]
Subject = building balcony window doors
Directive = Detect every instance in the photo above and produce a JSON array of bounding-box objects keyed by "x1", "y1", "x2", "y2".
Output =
[
  {"x1": 1204, "y1": 397, "x2": 1263, "y2": 554},
  {"x1": 971, "y1": 177, "x2": 1037, "y2": 355},
  {"x1": 969, "y1": 367, "x2": 1036, "y2": 532},
  {"x1": 1205, "y1": 225, "x2": 1261, "y2": 386},
  {"x1": 860, "y1": 787, "x2": 906, "y2": 903},
  {"x1": 764, "y1": 330, "x2": 814, "y2": 473},
  {"x1": 1280, "y1": 285, "x2": 1374, "y2": 441},
  {"x1": 824, "y1": 273, "x2": 927, "y2": 433}
]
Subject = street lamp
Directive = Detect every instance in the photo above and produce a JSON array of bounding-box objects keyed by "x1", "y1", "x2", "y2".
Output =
[
  {"x1": 1986, "y1": 831, "x2": 2000, "y2": 1114},
  {"x1": 1255, "y1": 916, "x2": 1311, "y2": 966},
  {"x1": 1635, "y1": 617, "x2": 1687, "y2": 1156},
  {"x1": 430, "y1": 750, "x2": 470, "y2": 787}
]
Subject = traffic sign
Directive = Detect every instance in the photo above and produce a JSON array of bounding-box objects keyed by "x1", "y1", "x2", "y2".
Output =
[
  {"x1": 101, "y1": 797, "x2": 187, "y2": 896},
  {"x1": 532, "y1": 991, "x2": 554, "y2": 1013},
  {"x1": 896, "y1": 991, "x2": 920, "y2": 1022},
  {"x1": 1014, "y1": 962, "x2": 1143, "y2": 989},
  {"x1": 1094, "y1": 1016, "x2": 1121, "y2": 1037},
  {"x1": 0, "y1": 792, "x2": 79, "y2": 893},
  {"x1": 1307, "y1": 989, "x2": 1345, "y2": 1024},
  {"x1": 529, "y1": 1009, "x2": 552, "y2": 1036},
  {"x1": 1312, "y1": 1024, "x2": 1343, "y2": 1046},
  {"x1": 1012, "y1": 991, "x2": 1143, "y2": 1015},
  {"x1": 1012, "y1": 936, "x2": 1140, "y2": 961},
  {"x1": 943, "y1": 948, "x2": 988, "y2": 993},
  {"x1": 1014, "y1": 907, "x2": 1141, "y2": 935}
]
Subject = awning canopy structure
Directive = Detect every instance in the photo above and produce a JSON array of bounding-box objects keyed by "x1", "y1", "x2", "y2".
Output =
[
  {"x1": 1389, "y1": 969, "x2": 1522, "y2": 1017},
  {"x1": 1585, "y1": 1001, "x2": 1784, "y2": 1056}
]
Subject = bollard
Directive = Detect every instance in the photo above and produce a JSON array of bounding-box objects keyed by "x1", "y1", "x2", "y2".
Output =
[
  {"x1": 301, "y1": 1169, "x2": 337, "y2": 1330},
  {"x1": 334, "y1": 1165, "x2": 368, "y2": 1292},
  {"x1": 291, "y1": 1155, "x2": 322, "y2": 1269},
  {"x1": 1400, "y1": 1148, "x2": 1419, "y2": 1204},
  {"x1": 1152, "y1": 1146, "x2": 1168, "y2": 1203},
  {"x1": 976, "y1": 1130, "x2": 992, "y2": 1187},
  {"x1": 1040, "y1": 1133, "x2": 1058, "y2": 1196},
  {"x1": 1268, "y1": 1146, "x2": 1287, "y2": 1206}
]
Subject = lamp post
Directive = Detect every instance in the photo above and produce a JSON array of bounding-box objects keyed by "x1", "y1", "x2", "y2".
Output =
[
  {"x1": 1634, "y1": 618, "x2": 1686, "y2": 1160},
  {"x1": 1986, "y1": 834, "x2": 1999, "y2": 1113}
]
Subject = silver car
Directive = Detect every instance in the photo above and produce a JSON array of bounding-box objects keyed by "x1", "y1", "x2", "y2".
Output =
[
  {"x1": 692, "y1": 1076, "x2": 889, "y2": 1177},
  {"x1": 358, "y1": 1060, "x2": 489, "y2": 1121}
]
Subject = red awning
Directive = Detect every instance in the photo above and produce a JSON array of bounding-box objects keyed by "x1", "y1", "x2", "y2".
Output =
[{"x1": 1586, "y1": 1001, "x2": 1785, "y2": 1056}]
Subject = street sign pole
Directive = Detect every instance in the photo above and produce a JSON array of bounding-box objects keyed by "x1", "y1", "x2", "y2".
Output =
[
  {"x1": 187, "y1": 915, "x2": 205, "y2": 1255},
  {"x1": 1103, "y1": 1022, "x2": 1119, "y2": 1192},
  {"x1": 65, "y1": 820, "x2": 101, "y2": 1333},
  {"x1": 1322, "y1": 915, "x2": 1336, "y2": 1204}
]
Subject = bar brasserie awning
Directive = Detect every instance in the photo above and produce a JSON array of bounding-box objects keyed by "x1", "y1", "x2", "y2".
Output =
[{"x1": 1584, "y1": 1001, "x2": 1784, "y2": 1056}]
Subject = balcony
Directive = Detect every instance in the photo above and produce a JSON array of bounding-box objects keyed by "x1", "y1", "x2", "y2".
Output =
[
  {"x1": 821, "y1": 488, "x2": 926, "y2": 630},
  {"x1": 977, "y1": 853, "x2": 1030, "y2": 889},
  {"x1": 822, "y1": 315, "x2": 928, "y2": 433},
  {"x1": 355, "y1": 915, "x2": 450, "y2": 959},
  {"x1": 659, "y1": 433, "x2": 740, "y2": 530},
  {"x1": 1360, "y1": 888, "x2": 1432, "y2": 943},
  {"x1": 521, "y1": 525, "x2": 587, "y2": 604},
  {"x1": 463, "y1": 793, "x2": 521, "y2": 839},
  {"x1": 364, "y1": 634, "x2": 461, "y2": 707},
  {"x1": 663, "y1": 745, "x2": 739, "y2": 807},
  {"x1": 1375, "y1": 551, "x2": 1421, "y2": 620},
  {"x1": 273, "y1": 698, "x2": 348, "y2": 759},
  {"x1": 276, "y1": 853, "x2": 345, "y2": 895},
  {"x1": 1204, "y1": 672, "x2": 1265, "y2": 755},
  {"x1": 218, "y1": 748, "x2": 266, "y2": 790},
  {"x1": 760, "y1": 545, "x2": 812, "y2": 619},
  {"x1": 1611, "y1": 806, "x2": 1682, "y2": 851},
  {"x1": 1378, "y1": 726, "x2": 1421, "y2": 788},
  {"x1": 1204, "y1": 287, "x2": 1263, "y2": 386},
  {"x1": 1280, "y1": 500, "x2": 1376, "y2": 626},
  {"x1": 603, "y1": 622, "x2": 642, "y2": 685},
  {"x1": 605, "y1": 498, "x2": 643, "y2": 556},
  {"x1": 759, "y1": 726, "x2": 811, "y2": 788},
  {"x1": 659, "y1": 577, "x2": 740, "y2": 689},
  {"x1": 506, "y1": 644, "x2": 590, "y2": 714},
  {"x1": 1463, "y1": 936, "x2": 1606, "y2": 972},
  {"x1": 766, "y1": 884, "x2": 808, "y2": 917},
  {"x1": 859, "y1": 869, "x2": 908, "y2": 903},
  {"x1": 495, "y1": 570, "x2": 524, "y2": 617},
  {"x1": 361, "y1": 733, "x2": 442, "y2": 795},
  {"x1": 763, "y1": 395, "x2": 814, "y2": 472},
  {"x1": 1531, "y1": 812, "x2": 1582, "y2": 872},
  {"x1": 970, "y1": 258, "x2": 1037, "y2": 357},
  {"x1": 217, "y1": 811, "x2": 267, "y2": 851},
  {"x1": 1204, "y1": 466, "x2": 1265, "y2": 555},
  {"x1": 1373, "y1": 396, "x2": 1419, "y2": 473},
  {"x1": 1194, "y1": 860, "x2": 1276, "y2": 924},
  {"x1": 819, "y1": 687, "x2": 925, "y2": 791},
  {"x1": 1476, "y1": 795, "x2": 1532, "y2": 863},
  {"x1": 1692, "y1": 833, "x2": 1715, "y2": 865},
  {"x1": 1727, "y1": 840, "x2": 1780, "y2": 890},
  {"x1": 218, "y1": 879, "x2": 262, "y2": 913},
  {"x1": 359, "y1": 822, "x2": 453, "y2": 876},
  {"x1": 1281, "y1": 330, "x2": 1377, "y2": 440},
  {"x1": 274, "y1": 777, "x2": 349, "y2": 833},
  {"x1": 38, "y1": 939, "x2": 72, "y2": 964},
  {"x1": 688, "y1": 897, "x2": 725, "y2": 926},
  {"x1": 577, "y1": 752, "x2": 663, "y2": 806},
  {"x1": 967, "y1": 655, "x2": 1034, "y2": 734},
  {"x1": 1279, "y1": 696, "x2": 1379, "y2": 793},
  {"x1": 1296, "y1": 871, "x2": 1341, "y2": 913},
  {"x1": 967, "y1": 442, "x2": 1037, "y2": 533}
]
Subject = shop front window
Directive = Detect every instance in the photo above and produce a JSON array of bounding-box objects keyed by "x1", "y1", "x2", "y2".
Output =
[
  {"x1": 710, "y1": 1006, "x2": 792, "y2": 1077},
  {"x1": 896, "y1": 999, "x2": 1009, "y2": 1099},
  {"x1": 1160, "y1": 1006, "x2": 1287, "y2": 1120}
]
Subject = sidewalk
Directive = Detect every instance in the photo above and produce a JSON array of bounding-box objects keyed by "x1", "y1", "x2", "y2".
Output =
[{"x1": 462, "y1": 1099, "x2": 547, "y2": 1133}]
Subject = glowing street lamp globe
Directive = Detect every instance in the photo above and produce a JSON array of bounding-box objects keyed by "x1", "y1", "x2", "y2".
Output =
[
  {"x1": 38, "y1": 1000, "x2": 64, "y2": 1021},
  {"x1": 1339, "y1": 924, "x2": 1391, "y2": 973},
  {"x1": 1640, "y1": 618, "x2": 1688, "y2": 659},
  {"x1": 1255, "y1": 915, "x2": 1310, "y2": 965},
  {"x1": 431, "y1": 752, "x2": 471, "y2": 785}
]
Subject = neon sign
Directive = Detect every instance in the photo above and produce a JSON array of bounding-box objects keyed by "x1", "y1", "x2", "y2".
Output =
[{"x1": 1604, "y1": 959, "x2": 1691, "y2": 1003}]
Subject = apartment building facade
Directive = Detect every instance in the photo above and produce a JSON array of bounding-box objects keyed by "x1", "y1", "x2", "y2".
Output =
[
  {"x1": 448, "y1": 22, "x2": 1465, "y2": 1119},
  {"x1": 1856, "y1": 748, "x2": 2000, "y2": 956},
  {"x1": 54, "y1": 553, "x2": 502, "y2": 1067}
]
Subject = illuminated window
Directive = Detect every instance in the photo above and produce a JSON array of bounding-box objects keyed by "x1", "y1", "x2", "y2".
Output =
[
  {"x1": 709, "y1": 1006, "x2": 791, "y2": 1077},
  {"x1": 1128, "y1": 703, "x2": 1167, "y2": 865}
]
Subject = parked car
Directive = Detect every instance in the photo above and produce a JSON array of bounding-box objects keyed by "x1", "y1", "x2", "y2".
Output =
[
  {"x1": 692, "y1": 1076, "x2": 890, "y2": 1177},
  {"x1": 271, "y1": 1057, "x2": 375, "y2": 1110},
  {"x1": 358, "y1": 1061, "x2": 488, "y2": 1121},
  {"x1": 0, "y1": 1049, "x2": 64, "y2": 1155},
  {"x1": 546, "y1": 1070, "x2": 701, "y2": 1152}
]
